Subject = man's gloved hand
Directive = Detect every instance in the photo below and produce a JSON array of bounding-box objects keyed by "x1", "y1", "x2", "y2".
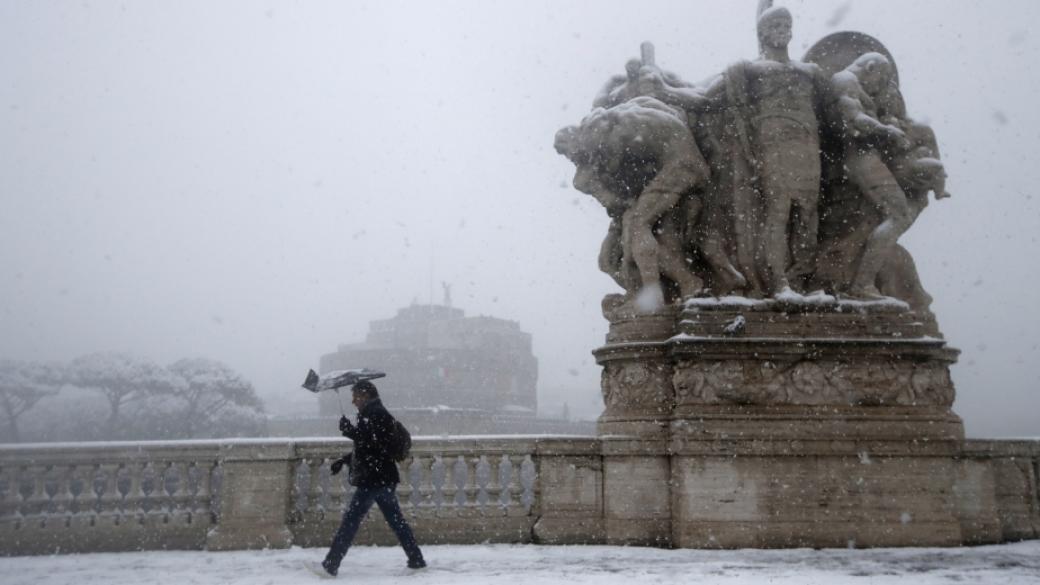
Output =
[
  {"x1": 330, "y1": 457, "x2": 345, "y2": 476},
  {"x1": 339, "y1": 416, "x2": 354, "y2": 434}
]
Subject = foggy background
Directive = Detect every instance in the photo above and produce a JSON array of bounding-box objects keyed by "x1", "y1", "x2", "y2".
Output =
[{"x1": 1, "y1": 0, "x2": 1037, "y2": 438}]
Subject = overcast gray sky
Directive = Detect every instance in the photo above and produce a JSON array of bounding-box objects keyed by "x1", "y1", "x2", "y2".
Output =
[{"x1": 1, "y1": 0, "x2": 1037, "y2": 437}]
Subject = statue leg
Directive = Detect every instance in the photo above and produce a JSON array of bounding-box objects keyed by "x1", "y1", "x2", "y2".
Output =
[
  {"x1": 755, "y1": 127, "x2": 821, "y2": 297},
  {"x1": 786, "y1": 189, "x2": 820, "y2": 290},
  {"x1": 692, "y1": 191, "x2": 747, "y2": 295},
  {"x1": 759, "y1": 179, "x2": 794, "y2": 296},
  {"x1": 848, "y1": 154, "x2": 912, "y2": 297},
  {"x1": 624, "y1": 180, "x2": 683, "y2": 294},
  {"x1": 731, "y1": 161, "x2": 765, "y2": 297},
  {"x1": 701, "y1": 235, "x2": 747, "y2": 296},
  {"x1": 599, "y1": 218, "x2": 631, "y2": 293},
  {"x1": 657, "y1": 210, "x2": 704, "y2": 299}
]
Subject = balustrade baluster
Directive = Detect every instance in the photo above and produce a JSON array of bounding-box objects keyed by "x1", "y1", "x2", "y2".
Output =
[
  {"x1": 304, "y1": 458, "x2": 324, "y2": 519},
  {"x1": 193, "y1": 461, "x2": 215, "y2": 523},
  {"x1": 66, "y1": 465, "x2": 82, "y2": 516},
  {"x1": 430, "y1": 455, "x2": 446, "y2": 508},
  {"x1": 485, "y1": 455, "x2": 505, "y2": 509},
  {"x1": 170, "y1": 461, "x2": 192, "y2": 524},
  {"x1": 42, "y1": 465, "x2": 59, "y2": 516},
  {"x1": 462, "y1": 457, "x2": 479, "y2": 507},
  {"x1": 505, "y1": 455, "x2": 525, "y2": 511},
  {"x1": 97, "y1": 463, "x2": 122, "y2": 525},
  {"x1": 124, "y1": 462, "x2": 146, "y2": 525},
  {"x1": 23, "y1": 465, "x2": 48, "y2": 525},
  {"x1": 403, "y1": 458, "x2": 421, "y2": 510},
  {"x1": 396, "y1": 457, "x2": 413, "y2": 504},
  {"x1": 25, "y1": 462, "x2": 47, "y2": 516},
  {"x1": 82, "y1": 465, "x2": 103, "y2": 524},
  {"x1": 441, "y1": 455, "x2": 459, "y2": 511},
  {"x1": 414, "y1": 456, "x2": 434, "y2": 509},
  {"x1": 0, "y1": 465, "x2": 24, "y2": 523},
  {"x1": 520, "y1": 456, "x2": 537, "y2": 512},
  {"x1": 147, "y1": 462, "x2": 170, "y2": 524},
  {"x1": 51, "y1": 465, "x2": 75, "y2": 527},
  {"x1": 474, "y1": 456, "x2": 490, "y2": 508}
]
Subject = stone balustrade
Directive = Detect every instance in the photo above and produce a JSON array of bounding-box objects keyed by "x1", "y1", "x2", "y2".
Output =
[
  {"x1": 0, "y1": 436, "x2": 603, "y2": 556},
  {"x1": 0, "y1": 436, "x2": 1036, "y2": 556},
  {"x1": 0, "y1": 441, "x2": 223, "y2": 555},
  {"x1": 291, "y1": 437, "x2": 539, "y2": 548}
]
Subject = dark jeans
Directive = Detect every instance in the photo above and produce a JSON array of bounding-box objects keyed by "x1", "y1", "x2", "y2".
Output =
[{"x1": 324, "y1": 485, "x2": 423, "y2": 572}]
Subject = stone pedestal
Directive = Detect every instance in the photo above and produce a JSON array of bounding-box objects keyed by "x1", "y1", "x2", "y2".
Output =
[
  {"x1": 595, "y1": 297, "x2": 965, "y2": 548},
  {"x1": 531, "y1": 438, "x2": 607, "y2": 544},
  {"x1": 600, "y1": 439, "x2": 673, "y2": 546},
  {"x1": 205, "y1": 442, "x2": 295, "y2": 551}
]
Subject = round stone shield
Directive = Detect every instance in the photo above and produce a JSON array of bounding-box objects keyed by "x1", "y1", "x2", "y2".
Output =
[{"x1": 803, "y1": 31, "x2": 900, "y2": 87}]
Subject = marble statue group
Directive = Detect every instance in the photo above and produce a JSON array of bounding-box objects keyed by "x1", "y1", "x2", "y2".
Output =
[{"x1": 555, "y1": 1, "x2": 950, "y2": 314}]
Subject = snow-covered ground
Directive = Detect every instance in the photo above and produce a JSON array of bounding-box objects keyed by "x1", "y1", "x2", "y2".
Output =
[{"x1": 2, "y1": 542, "x2": 1039, "y2": 584}]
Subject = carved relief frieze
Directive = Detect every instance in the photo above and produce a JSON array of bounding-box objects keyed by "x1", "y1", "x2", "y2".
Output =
[
  {"x1": 671, "y1": 358, "x2": 954, "y2": 407},
  {"x1": 601, "y1": 361, "x2": 674, "y2": 414}
]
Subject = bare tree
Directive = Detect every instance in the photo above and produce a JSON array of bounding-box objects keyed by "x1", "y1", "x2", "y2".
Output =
[
  {"x1": 0, "y1": 360, "x2": 63, "y2": 442},
  {"x1": 168, "y1": 358, "x2": 265, "y2": 437}
]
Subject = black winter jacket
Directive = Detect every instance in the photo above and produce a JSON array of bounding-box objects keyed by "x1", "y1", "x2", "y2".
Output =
[{"x1": 341, "y1": 399, "x2": 401, "y2": 487}]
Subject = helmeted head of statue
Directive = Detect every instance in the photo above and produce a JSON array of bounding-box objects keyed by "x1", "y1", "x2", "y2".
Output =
[{"x1": 757, "y1": 6, "x2": 793, "y2": 51}]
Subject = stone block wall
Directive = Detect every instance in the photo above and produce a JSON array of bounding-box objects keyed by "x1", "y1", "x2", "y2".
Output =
[{"x1": 957, "y1": 440, "x2": 1040, "y2": 543}]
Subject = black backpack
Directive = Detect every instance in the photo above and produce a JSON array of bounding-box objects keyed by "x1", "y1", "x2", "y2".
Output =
[{"x1": 388, "y1": 418, "x2": 412, "y2": 462}]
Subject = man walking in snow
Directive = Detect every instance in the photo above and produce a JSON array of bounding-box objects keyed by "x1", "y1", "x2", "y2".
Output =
[{"x1": 307, "y1": 380, "x2": 425, "y2": 578}]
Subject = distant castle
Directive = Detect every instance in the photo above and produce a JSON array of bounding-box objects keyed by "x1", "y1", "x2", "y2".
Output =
[
  {"x1": 293, "y1": 293, "x2": 591, "y2": 436},
  {"x1": 318, "y1": 301, "x2": 538, "y2": 417}
]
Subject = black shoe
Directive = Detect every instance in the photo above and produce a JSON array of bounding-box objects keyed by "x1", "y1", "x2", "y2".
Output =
[
  {"x1": 303, "y1": 560, "x2": 336, "y2": 579},
  {"x1": 407, "y1": 558, "x2": 427, "y2": 570}
]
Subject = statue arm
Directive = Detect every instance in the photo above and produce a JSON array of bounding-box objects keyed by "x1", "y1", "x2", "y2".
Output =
[
  {"x1": 640, "y1": 69, "x2": 724, "y2": 112},
  {"x1": 697, "y1": 75, "x2": 728, "y2": 108},
  {"x1": 651, "y1": 83, "x2": 708, "y2": 112},
  {"x1": 662, "y1": 69, "x2": 696, "y2": 89},
  {"x1": 598, "y1": 218, "x2": 625, "y2": 286},
  {"x1": 836, "y1": 92, "x2": 906, "y2": 145}
]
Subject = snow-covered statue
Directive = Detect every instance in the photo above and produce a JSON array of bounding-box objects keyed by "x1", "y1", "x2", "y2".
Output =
[
  {"x1": 807, "y1": 35, "x2": 951, "y2": 313},
  {"x1": 563, "y1": 3, "x2": 966, "y2": 550},
  {"x1": 638, "y1": 3, "x2": 832, "y2": 298},
  {"x1": 555, "y1": 1, "x2": 949, "y2": 315},
  {"x1": 554, "y1": 97, "x2": 710, "y2": 311},
  {"x1": 824, "y1": 52, "x2": 915, "y2": 300}
]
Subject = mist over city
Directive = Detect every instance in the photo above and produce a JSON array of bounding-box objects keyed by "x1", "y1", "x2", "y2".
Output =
[{"x1": 2, "y1": 0, "x2": 1038, "y2": 441}]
